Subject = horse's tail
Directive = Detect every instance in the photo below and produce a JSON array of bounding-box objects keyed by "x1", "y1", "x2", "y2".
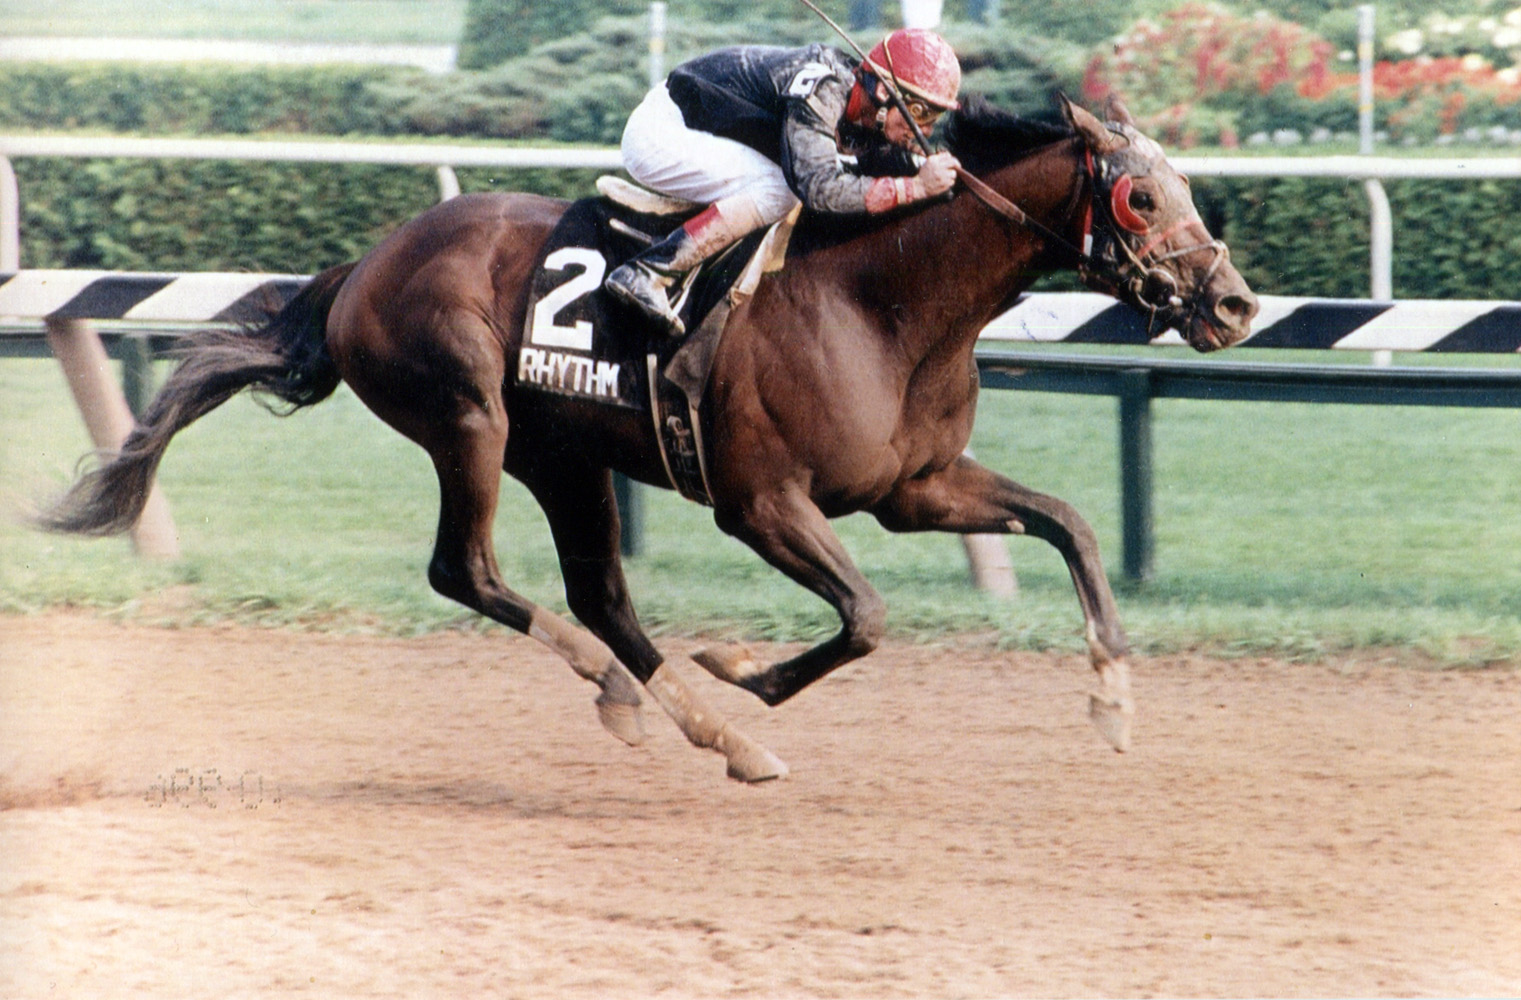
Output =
[{"x1": 36, "y1": 261, "x2": 357, "y2": 537}]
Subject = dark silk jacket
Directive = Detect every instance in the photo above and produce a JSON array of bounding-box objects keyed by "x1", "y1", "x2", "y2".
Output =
[{"x1": 665, "y1": 43, "x2": 919, "y2": 214}]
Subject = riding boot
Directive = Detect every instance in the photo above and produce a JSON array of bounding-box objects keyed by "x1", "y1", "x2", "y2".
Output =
[
  {"x1": 605, "y1": 195, "x2": 767, "y2": 337},
  {"x1": 604, "y1": 228, "x2": 701, "y2": 336}
]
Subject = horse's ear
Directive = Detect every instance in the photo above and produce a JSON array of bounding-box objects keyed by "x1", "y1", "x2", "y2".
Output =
[
  {"x1": 1104, "y1": 94, "x2": 1137, "y2": 128},
  {"x1": 1058, "y1": 93, "x2": 1123, "y2": 154}
]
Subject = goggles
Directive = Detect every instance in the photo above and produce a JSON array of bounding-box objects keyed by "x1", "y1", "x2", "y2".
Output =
[
  {"x1": 901, "y1": 96, "x2": 943, "y2": 128},
  {"x1": 862, "y1": 73, "x2": 946, "y2": 129}
]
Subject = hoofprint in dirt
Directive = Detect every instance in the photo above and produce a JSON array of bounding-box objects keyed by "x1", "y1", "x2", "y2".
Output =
[{"x1": 2, "y1": 613, "x2": 1518, "y2": 998}]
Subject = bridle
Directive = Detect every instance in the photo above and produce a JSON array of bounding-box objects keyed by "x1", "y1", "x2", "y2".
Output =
[
  {"x1": 959, "y1": 129, "x2": 1229, "y2": 338},
  {"x1": 1075, "y1": 131, "x2": 1230, "y2": 336}
]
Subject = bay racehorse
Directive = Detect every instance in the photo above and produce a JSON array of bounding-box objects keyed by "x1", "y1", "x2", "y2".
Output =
[{"x1": 41, "y1": 96, "x2": 1257, "y2": 781}]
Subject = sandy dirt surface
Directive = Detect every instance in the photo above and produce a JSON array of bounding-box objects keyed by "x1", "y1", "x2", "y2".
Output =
[{"x1": 2, "y1": 612, "x2": 1518, "y2": 998}]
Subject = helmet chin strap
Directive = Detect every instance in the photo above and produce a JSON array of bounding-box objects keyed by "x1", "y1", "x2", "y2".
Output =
[{"x1": 845, "y1": 73, "x2": 897, "y2": 135}]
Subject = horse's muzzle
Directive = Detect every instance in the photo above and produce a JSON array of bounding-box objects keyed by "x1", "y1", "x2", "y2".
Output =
[{"x1": 1187, "y1": 269, "x2": 1258, "y2": 352}]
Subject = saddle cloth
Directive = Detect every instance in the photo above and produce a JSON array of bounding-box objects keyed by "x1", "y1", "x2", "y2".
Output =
[{"x1": 516, "y1": 185, "x2": 796, "y2": 504}]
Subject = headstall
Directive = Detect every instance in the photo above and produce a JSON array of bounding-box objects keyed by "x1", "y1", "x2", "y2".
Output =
[
  {"x1": 954, "y1": 127, "x2": 1227, "y2": 338},
  {"x1": 1076, "y1": 132, "x2": 1230, "y2": 335}
]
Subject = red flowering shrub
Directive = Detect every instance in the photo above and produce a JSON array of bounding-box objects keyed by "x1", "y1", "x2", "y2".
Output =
[
  {"x1": 1084, "y1": 2, "x2": 1521, "y2": 145},
  {"x1": 1083, "y1": 5, "x2": 1334, "y2": 121}
]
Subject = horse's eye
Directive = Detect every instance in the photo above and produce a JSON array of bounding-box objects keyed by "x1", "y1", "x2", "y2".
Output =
[{"x1": 1129, "y1": 189, "x2": 1155, "y2": 212}]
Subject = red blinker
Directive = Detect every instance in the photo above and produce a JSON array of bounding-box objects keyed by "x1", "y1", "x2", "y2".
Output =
[{"x1": 1110, "y1": 174, "x2": 1151, "y2": 235}]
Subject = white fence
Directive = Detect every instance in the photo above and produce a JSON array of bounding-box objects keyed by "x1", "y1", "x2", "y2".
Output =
[{"x1": 4, "y1": 134, "x2": 1521, "y2": 290}]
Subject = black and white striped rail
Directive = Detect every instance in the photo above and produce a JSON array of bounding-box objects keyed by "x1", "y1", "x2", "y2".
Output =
[
  {"x1": 3, "y1": 271, "x2": 1518, "y2": 354},
  {"x1": 983, "y1": 292, "x2": 1521, "y2": 353},
  {"x1": 0, "y1": 270, "x2": 305, "y2": 324}
]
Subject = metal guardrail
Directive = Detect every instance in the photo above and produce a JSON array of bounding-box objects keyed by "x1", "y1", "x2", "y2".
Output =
[
  {"x1": 8, "y1": 318, "x2": 1518, "y2": 581},
  {"x1": 6, "y1": 270, "x2": 1520, "y2": 581},
  {"x1": 976, "y1": 349, "x2": 1521, "y2": 581}
]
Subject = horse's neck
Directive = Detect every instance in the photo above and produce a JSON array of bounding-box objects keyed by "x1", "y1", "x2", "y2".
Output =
[{"x1": 857, "y1": 138, "x2": 1086, "y2": 361}]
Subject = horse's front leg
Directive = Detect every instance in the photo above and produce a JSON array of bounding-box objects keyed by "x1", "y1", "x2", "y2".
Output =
[
  {"x1": 872, "y1": 455, "x2": 1135, "y2": 752},
  {"x1": 696, "y1": 491, "x2": 887, "y2": 706}
]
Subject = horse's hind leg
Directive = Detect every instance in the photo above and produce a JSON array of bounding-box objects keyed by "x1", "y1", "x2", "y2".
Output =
[
  {"x1": 517, "y1": 463, "x2": 787, "y2": 781},
  {"x1": 421, "y1": 405, "x2": 650, "y2": 747},
  {"x1": 871, "y1": 455, "x2": 1134, "y2": 751}
]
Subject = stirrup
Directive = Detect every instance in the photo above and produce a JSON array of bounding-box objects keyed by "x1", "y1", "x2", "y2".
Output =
[{"x1": 606, "y1": 262, "x2": 686, "y2": 337}]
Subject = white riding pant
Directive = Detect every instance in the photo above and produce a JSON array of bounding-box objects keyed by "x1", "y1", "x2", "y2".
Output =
[{"x1": 620, "y1": 84, "x2": 801, "y2": 226}]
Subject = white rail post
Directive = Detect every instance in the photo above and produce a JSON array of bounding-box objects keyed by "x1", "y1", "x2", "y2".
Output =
[
  {"x1": 1358, "y1": 5, "x2": 1376, "y2": 156},
  {"x1": 648, "y1": 2, "x2": 667, "y2": 89},
  {"x1": 45, "y1": 317, "x2": 180, "y2": 559},
  {"x1": 1365, "y1": 178, "x2": 1394, "y2": 365},
  {"x1": 962, "y1": 533, "x2": 1017, "y2": 597},
  {"x1": 960, "y1": 447, "x2": 1017, "y2": 597},
  {"x1": 0, "y1": 155, "x2": 18, "y2": 271},
  {"x1": 1358, "y1": 6, "x2": 1394, "y2": 366}
]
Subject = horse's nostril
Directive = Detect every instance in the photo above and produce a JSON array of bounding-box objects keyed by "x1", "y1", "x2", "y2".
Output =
[{"x1": 1217, "y1": 293, "x2": 1258, "y2": 324}]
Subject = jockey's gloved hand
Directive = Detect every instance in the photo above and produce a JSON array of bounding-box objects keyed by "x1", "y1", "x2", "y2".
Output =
[
  {"x1": 916, "y1": 152, "x2": 961, "y2": 199},
  {"x1": 864, "y1": 151, "x2": 963, "y2": 213}
]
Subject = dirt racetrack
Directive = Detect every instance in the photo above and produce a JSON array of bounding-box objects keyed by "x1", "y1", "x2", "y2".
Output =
[{"x1": 2, "y1": 612, "x2": 1518, "y2": 998}]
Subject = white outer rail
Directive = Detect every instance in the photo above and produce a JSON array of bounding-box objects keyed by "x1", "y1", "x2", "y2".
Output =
[
  {"x1": 0, "y1": 134, "x2": 626, "y2": 169},
  {"x1": 1169, "y1": 155, "x2": 1521, "y2": 179},
  {"x1": 3, "y1": 135, "x2": 1520, "y2": 288},
  {"x1": 1169, "y1": 154, "x2": 1521, "y2": 310}
]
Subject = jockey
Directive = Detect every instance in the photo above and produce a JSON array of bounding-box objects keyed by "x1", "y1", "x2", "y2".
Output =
[{"x1": 605, "y1": 28, "x2": 963, "y2": 335}]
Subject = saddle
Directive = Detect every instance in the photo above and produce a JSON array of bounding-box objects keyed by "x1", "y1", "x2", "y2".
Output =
[{"x1": 517, "y1": 177, "x2": 798, "y2": 504}]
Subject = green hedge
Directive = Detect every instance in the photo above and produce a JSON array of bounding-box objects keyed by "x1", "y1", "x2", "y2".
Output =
[
  {"x1": 0, "y1": 18, "x2": 1088, "y2": 143},
  {"x1": 14, "y1": 159, "x2": 603, "y2": 274},
  {"x1": 0, "y1": 64, "x2": 409, "y2": 135},
  {"x1": 1196, "y1": 176, "x2": 1521, "y2": 299},
  {"x1": 15, "y1": 156, "x2": 1521, "y2": 298},
  {"x1": 6, "y1": 56, "x2": 1520, "y2": 296}
]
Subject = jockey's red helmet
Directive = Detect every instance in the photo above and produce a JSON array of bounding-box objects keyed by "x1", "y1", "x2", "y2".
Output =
[{"x1": 863, "y1": 29, "x2": 961, "y2": 112}]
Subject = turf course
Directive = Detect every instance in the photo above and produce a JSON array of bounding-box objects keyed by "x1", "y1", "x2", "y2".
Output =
[{"x1": 3, "y1": 355, "x2": 1516, "y2": 665}]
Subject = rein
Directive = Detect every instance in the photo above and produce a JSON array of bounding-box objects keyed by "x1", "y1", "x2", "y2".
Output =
[
  {"x1": 949, "y1": 151, "x2": 1118, "y2": 290},
  {"x1": 954, "y1": 166, "x2": 1073, "y2": 254},
  {"x1": 959, "y1": 142, "x2": 1228, "y2": 337}
]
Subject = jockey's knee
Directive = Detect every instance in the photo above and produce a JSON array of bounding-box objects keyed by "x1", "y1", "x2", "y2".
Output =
[{"x1": 747, "y1": 185, "x2": 801, "y2": 224}]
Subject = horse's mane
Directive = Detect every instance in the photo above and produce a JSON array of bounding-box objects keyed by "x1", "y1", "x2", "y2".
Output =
[
  {"x1": 786, "y1": 95, "x2": 1075, "y2": 256},
  {"x1": 939, "y1": 95, "x2": 1075, "y2": 175}
]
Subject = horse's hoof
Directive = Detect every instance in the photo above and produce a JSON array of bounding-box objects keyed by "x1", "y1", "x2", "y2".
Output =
[
  {"x1": 1088, "y1": 691, "x2": 1134, "y2": 753},
  {"x1": 596, "y1": 694, "x2": 647, "y2": 746},
  {"x1": 693, "y1": 644, "x2": 763, "y2": 686},
  {"x1": 721, "y1": 729, "x2": 790, "y2": 783},
  {"x1": 595, "y1": 663, "x2": 647, "y2": 747}
]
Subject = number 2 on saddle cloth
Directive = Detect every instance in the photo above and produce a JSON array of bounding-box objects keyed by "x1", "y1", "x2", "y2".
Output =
[{"x1": 518, "y1": 192, "x2": 796, "y2": 505}]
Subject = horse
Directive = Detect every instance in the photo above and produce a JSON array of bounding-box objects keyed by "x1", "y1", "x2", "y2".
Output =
[{"x1": 39, "y1": 95, "x2": 1258, "y2": 782}]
